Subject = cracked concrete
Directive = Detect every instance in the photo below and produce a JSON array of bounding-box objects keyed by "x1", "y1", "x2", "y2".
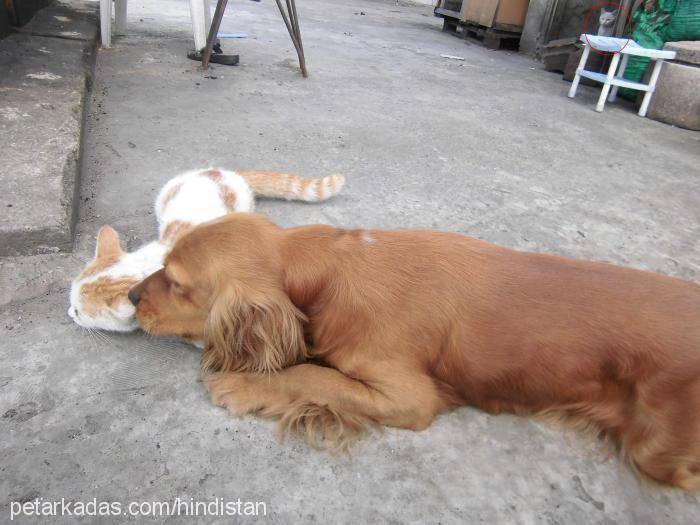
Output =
[{"x1": 1, "y1": 0, "x2": 698, "y2": 523}]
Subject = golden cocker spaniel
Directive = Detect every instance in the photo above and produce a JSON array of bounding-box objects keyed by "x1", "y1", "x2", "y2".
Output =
[{"x1": 130, "y1": 213, "x2": 700, "y2": 489}]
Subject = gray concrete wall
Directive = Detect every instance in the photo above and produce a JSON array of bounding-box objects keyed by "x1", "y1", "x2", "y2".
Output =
[
  {"x1": 521, "y1": 0, "x2": 599, "y2": 56},
  {"x1": 521, "y1": 0, "x2": 551, "y2": 54},
  {"x1": 551, "y1": 0, "x2": 597, "y2": 41}
]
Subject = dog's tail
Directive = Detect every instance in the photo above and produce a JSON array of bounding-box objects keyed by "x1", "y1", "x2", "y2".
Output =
[{"x1": 237, "y1": 169, "x2": 345, "y2": 202}]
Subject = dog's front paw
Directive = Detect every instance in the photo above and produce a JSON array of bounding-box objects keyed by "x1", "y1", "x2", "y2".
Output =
[{"x1": 204, "y1": 373, "x2": 260, "y2": 415}]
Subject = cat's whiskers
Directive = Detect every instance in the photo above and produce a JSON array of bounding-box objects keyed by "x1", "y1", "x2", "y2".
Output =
[
  {"x1": 94, "y1": 330, "x2": 115, "y2": 347},
  {"x1": 85, "y1": 326, "x2": 113, "y2": 348},
  {"x1": 82, "y1": 327, "x2": 100, "y2": 351}
]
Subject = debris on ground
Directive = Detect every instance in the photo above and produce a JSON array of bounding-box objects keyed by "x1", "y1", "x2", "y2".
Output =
[{"x1": 440, "y1": 53, "x2": 465, "y2": 60}]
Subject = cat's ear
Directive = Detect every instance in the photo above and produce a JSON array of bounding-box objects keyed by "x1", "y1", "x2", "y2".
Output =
[{"x1": 95, "y1": 225, "x2": 124, "y2": 259}]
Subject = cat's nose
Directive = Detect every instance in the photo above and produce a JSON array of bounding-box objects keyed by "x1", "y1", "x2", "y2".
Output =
[{"x1": 128, "y1": 288, "x2": 140, "y2": 306}]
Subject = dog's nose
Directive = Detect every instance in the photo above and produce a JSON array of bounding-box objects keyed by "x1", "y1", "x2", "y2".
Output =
[{"x1": 128, "y1": 288, "x2": 140, "y2": 306}]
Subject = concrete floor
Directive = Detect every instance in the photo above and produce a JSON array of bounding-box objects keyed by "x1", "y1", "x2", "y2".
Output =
[{"x1": 2, "y1": 0, "x2": 699, "y2": 523}]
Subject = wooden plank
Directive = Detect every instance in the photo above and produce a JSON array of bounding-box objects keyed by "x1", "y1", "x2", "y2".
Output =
[
  {"x1": 463, "y1": 0, "x2": 499, "y2": 27},
  {"x1": 434, "y1": 7, "x2": 461, "y2": 20},
  {"x1": 461, "y1": 21, "x2": 521, "y2": 50},
  {"x1": 491, "y1": 21, "x2": 524, "y2": 34}
]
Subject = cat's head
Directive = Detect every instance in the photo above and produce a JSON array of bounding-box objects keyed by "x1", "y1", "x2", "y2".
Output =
[
  {"x1": 599, "y1": 9, "x2": 617, "y2": 25},
  {"x1": 68, "y1": 226, "x2": 140, "y2": 332}
]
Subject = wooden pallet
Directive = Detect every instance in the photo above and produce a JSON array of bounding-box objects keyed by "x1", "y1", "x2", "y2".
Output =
[
  {"x1": 440, "y1": 16, "x2": 461, "y2": 36},
  {"x1": 461, "y1": 23, "x2": 521, "y2": 50},
  {"x1": 436, "y1": 9, "x2": 521, "y2": 51}
]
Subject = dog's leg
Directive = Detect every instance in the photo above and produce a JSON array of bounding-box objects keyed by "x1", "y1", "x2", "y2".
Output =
[
  {"x1": 205, "y1": 362, "x2": 446, "y2": 448},
  {"x1": 623, "y1": 373, "x2": 700, "y2": 489}
]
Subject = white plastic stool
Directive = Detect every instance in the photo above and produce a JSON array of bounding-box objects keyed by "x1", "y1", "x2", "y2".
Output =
[
  {"x1": 99, "y1": 0, "x2": 212, "y2": 51},
  {"x1": 99, "y1": 0, "x2": 126, "y2": 48},
  {"x1": 568, "y1": 34, "x2": 677, "y2": 117},
  {"x1": 189, "y1": 0, "x2": 213, "y2": 52}
]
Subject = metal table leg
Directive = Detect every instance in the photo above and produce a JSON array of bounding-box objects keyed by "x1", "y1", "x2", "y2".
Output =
[
  {"x1": 201, "y1": 0, "x2": 307, "y2": 76},
  {"x1": 274, "y1": 0, "x2": 308, "y2": 77},
  {"x1": 202, "y1": 0, "x2": 228, "y2": 69}
]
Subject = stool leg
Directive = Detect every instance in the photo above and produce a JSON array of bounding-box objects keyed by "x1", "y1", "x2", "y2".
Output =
[
  {"x1": 99, "y1": 0, "x2": 112, "y2": 48},
  {"x1": 608, "y1": 53, "x2": 629, "y2": 103},
  {"x1": 596, "y1": 52, "x2": 620, "y2": 112},
  {"x1": 568, "y1": 45, "x2": 590, "y2": 98},
  {"x1": 189, "y1": 0, "x2": 211, "y2": 51},
  {"x1": 638, "y1": 59, "x2": 664, "y2": 117}
]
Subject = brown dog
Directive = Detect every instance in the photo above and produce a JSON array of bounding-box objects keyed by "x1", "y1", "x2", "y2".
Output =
[{"x1": 130, "y1": 213, "x2": 700, "y2": 489}]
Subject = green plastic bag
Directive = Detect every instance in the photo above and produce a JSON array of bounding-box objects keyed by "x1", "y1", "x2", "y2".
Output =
[
  {"x1": 619, "y1": 1, "x2": 674, "y2": 100},
  {"x1": 666, "y1": 0, "x2": 700, "y2": 40}
]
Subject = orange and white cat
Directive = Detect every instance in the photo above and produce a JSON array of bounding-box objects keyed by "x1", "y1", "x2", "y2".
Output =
[{"x1": 68, "y1": 168, "x2": 344, "y2": 333}]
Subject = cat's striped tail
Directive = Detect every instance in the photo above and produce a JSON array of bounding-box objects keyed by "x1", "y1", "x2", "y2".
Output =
[{"x1": 237, "y1": 169, "x2": 345, "y2": 202}]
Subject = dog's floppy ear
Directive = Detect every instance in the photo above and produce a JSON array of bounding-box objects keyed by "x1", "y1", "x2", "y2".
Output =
[{"x1": 202, "y1": 284, "x2": 308, "y2": 376}]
